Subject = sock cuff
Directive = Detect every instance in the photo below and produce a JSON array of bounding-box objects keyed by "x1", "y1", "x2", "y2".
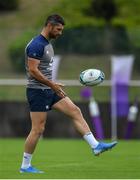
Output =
[
  {"x1": 83, "y1": 132, "x2": 92, "y2": 138},
  {"x1": 24, "y1": 152, "x2": 32, "y2": 158}
]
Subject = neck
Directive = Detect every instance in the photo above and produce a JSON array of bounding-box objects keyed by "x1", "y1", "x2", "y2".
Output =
[{"x1": 41, "y1": 27, "x2": 50, "y2": 41}]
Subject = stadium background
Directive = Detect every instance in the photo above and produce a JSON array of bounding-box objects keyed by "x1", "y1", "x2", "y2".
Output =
[{"x1": 0, "y1": 0, "x2": 140, "y2": 178}]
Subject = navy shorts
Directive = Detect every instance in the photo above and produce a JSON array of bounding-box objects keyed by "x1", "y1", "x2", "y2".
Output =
[{"x1": 26, "y1": 88, "x2": 62, "y2": 112}]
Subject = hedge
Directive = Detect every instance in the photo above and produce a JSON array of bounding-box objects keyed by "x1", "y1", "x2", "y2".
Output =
[
  {"x1": 54, "y1": 25, "x2": 132, "y2": 55},
  {"x1": 8, "y1": 30, "x2": 37, "y2": 72}
]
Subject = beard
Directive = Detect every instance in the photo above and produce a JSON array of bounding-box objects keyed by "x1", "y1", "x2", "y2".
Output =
[{"x1": 49, "y1": 32, "x2": 60, "y2": 39}]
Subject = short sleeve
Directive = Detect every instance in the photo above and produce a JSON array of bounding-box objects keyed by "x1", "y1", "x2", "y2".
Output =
[{"x1": 26, "y1": 42, "x2": 44, "y2": 60}]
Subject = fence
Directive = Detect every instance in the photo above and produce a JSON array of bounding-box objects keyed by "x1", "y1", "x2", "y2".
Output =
[
  {"x1": 0, "y1": 79, "x2": 140, "y2": 86},
  {"x1": 0, "y1": 79, "x2": 140, "y2": 138}
]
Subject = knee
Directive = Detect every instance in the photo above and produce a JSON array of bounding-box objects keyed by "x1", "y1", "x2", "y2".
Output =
[
  {"x1": 70, "y1": 105, "x2": 82, "y2": 117},
  {"x1": 32, "y1": 126, "x2": 45, "y2": 136},
  {"x1": 39, "y1": 126, "x2": 45, "y2": 135}
]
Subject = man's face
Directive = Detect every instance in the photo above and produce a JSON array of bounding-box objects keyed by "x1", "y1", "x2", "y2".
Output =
[{"x1": 48, "y1": 23, "x2": 64, "y2": 39}]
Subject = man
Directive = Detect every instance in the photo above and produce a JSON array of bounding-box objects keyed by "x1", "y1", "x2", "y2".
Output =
[{"x1": 20, "y1": 14, "x2": 117, "y2": 173}]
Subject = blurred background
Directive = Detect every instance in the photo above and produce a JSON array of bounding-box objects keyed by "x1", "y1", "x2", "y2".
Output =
[{"x1": 0, "y1": 0, "x2": 140, "y2": 140}]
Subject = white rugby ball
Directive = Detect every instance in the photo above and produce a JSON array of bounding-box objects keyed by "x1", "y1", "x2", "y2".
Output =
[{"x1": 79, "y1": 69, "x2": 105, "y2": 86}]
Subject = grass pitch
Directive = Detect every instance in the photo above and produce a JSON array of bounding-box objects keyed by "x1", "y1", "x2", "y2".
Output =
[{"x1": 0, "y1": 139, "x2": 140, "y2": 179}]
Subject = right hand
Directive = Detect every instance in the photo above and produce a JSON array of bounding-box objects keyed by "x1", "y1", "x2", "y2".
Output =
[{"x1": 51, "y1": 83, "x2": 67, "y2": 98}]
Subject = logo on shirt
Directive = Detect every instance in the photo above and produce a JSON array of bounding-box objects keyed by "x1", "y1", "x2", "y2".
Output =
[
  {"x1": 33, "y1": 53, "x2": 37, "y2": 57},
  {"x1": 46, "y1": 105, "x2": 49, "y2": 110}
]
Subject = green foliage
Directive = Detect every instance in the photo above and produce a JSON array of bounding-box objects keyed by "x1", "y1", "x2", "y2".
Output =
[
  {"x1": 8, "y1": 30, "x2": 37, "y2": 72},
  {"x1": 45, "y1": 0, "x2": 103, "y2": 28},
  {"x1": 85, "y1": 0, "x2": 118, "y2": 23},
  {"x1": 6, "y1": 0, "x2": 140, "y2": 73},
  {"x1": 48, "y1": 0, "x2": 140, "y2": 28},
  {"x1": 0, "y1": 0, "x2": 19, "y2": 11}
]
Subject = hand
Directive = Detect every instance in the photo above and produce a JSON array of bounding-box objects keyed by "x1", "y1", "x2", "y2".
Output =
[{"x1": 51, "y1": 83, "x2": 67, "y2": 98}]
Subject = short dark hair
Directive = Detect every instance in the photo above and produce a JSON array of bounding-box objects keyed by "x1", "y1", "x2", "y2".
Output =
[{"x1": 45, "y1": 14, "x2": 65, "y2": 26}]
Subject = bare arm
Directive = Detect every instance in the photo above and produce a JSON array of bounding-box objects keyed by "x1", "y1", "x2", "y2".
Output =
[{"x1": 28, "y1": 57, "x2": 66, "y2": 98}]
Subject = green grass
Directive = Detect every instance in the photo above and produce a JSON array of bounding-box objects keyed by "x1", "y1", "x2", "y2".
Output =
[{"x1": 0, "y1": 139, "x2": 140, "y2": 179}]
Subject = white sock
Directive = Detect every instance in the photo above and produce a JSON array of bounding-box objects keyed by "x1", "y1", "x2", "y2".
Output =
[
  {"x1": 83, "y1": 132, "x2": 99, "y2": 149},
  {"x1": 21, "y1": 152, "x2": 32, "y2": 169}
]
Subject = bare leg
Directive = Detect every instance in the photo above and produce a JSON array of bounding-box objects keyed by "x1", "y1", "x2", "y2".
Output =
[
  {"x1": 25, "y1": 112, "x2": 47, "y2": 154},
  {"x1": 53, "y1": 97, "x2": 99, "y2": 149},
  {"x1": 21, "y1": 112, "x2": 47, "y2": 170},
  {"x1": 53, "y1": 97, "x2": 91, "y2": 135},
  {"x1": 53, "y1": 97, "x2": 117, "y2": 155}
]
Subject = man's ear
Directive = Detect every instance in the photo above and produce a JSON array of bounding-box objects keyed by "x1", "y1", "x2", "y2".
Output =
[
  {"x1": 47, "y1": 22, "x2": 54, "y2": 30},
  {"x1": 47, "y1": 22, "x2": 51, "y2": 27}
]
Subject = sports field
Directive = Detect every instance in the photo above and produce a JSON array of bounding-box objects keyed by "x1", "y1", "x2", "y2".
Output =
[{"x1": 0, "y1": 139, "x2": 139, "y2": 179}]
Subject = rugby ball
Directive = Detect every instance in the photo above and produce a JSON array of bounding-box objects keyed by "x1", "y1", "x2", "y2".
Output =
[{"x1": 79, "y1": 69, "x2": 105, "y2": 86}]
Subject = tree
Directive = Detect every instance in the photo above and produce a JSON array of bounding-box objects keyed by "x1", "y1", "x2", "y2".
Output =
[
  {"x1": 86, "y1": 0, "x2": 118, "y2": 24},
  {"x1": 0, "y1": 0, "x2": 19, "y2": 11}
]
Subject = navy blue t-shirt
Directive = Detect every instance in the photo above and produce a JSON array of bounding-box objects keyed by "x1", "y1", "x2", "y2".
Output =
[{"x1": 25, "y1": 34, "x2": 54, "y2": 89}]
